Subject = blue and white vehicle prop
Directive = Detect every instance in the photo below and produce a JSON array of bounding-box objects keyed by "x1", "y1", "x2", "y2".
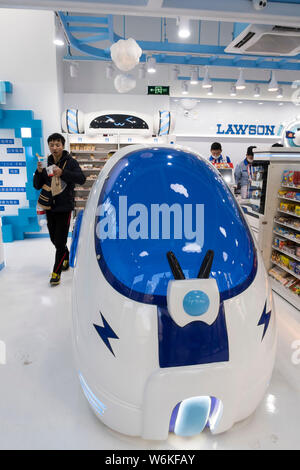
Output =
[
  {"x1": 71, "y1": 145, "x2": 277, "y2": 439},
  {"x1": 61, "y1": 109, "x2": 175, "y2": 137}
]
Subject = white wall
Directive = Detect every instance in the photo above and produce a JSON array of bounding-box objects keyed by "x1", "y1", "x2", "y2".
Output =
[
  {"x1": 64, "y1": 92, "x2": 170, "y2": 116},
  {"x1": 0, "y1": 9, "x2": 63, "y2": 152}
]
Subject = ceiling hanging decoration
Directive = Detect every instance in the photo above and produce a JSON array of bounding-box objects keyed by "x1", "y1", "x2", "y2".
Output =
[
  {"x1": 110, "y1": 38, "x2": 142, "y2": 72},
  {"x1": 114, "y1": 73, "x2": 137, "y2": 93}
]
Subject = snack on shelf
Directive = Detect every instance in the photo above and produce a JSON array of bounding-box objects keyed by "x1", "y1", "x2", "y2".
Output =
[
  {"x1": 282, "y1": 170, "x2": 289, "y2": 184},
  {"x1": 296, "y1": 205, "x2": 300, "y2": 216},
  {"x1": 280, "y1": 254, "x2": 290, "y2": 267},
  {"x1": 274, "y1": 236, "x2": 287, "y2": 249},
  {"x1": 279, "y1": 202, "x2": 289, "y2": 212},
  {"x1": 271, "y1": 251, "x2": 281, "y2": 264},
  {"x1": 285, "y1": 191, "x2": 296, "y2": 199},
  {"x1": 269, "y1": 266, "x2": 290, "y2": 285},
  {"x1": 283, "y1": 244, "x2": 296, "y2": 256},
  {"x1": 275, "y1": 216, "x2": 289, "y2": 225},
  {"x1": 290, "y1": 281, "x2": 300, "y2": 295},
  {"x1": 296, "y1": 247, "x2": 300, "y2": 258},
  {"x1": 275, "y1": 225, "x2": 289, "y2": 235},
  {"x1": 295, "y1": 263, "x2": 300, "y2": 275},
  {"x1": 288, "y1": 171, "x2": 295, "y2": 185},
  {"x1": 293, "y1": 171, "x2": 300, "y2": 187},
  {"x1": 278, "y1": 190, "x2": 287, "y2": 197}
]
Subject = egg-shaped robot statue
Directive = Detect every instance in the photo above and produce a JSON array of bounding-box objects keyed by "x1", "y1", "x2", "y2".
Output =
[{"x1": 71, "y1": 145, "x2": 277, "y2": 440}]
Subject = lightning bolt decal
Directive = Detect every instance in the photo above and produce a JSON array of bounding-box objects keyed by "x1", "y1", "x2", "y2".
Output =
[
  {"x1": 257, "y1": 301, "x2": 272, "y2": 341},
  {"x1": 93, "y1": 313, "x2": 119, "y2": 356}
]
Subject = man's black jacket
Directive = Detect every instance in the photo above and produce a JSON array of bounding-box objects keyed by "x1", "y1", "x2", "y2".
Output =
[{"x1": 33, "y1": 150, "x2": 86, "y2": 212}]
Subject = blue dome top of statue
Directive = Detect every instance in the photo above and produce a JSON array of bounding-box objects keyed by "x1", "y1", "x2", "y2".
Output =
[{"x1": 94, "y1": 147, "x2": 257, "y2": 306}]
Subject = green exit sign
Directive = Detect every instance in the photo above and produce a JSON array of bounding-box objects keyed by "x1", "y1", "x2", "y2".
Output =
[{"x1": 148, "y1": 86, "x2": 170, "y2": 95}]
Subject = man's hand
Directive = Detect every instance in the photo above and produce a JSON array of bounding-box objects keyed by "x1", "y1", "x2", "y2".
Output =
[
  {"x1": 53, "y1": 166, "x2": 63, "y2": 177},
  {"x1": 36, "y1": 153, "x2": 44, "y2": 173}
]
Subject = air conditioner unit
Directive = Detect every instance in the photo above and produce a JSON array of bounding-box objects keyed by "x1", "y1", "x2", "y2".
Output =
[{"x1": 225, "y1": 24, "x2": 300, "y2": 56}]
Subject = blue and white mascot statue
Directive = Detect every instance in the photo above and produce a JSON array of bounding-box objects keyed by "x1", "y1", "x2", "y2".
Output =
[{"x1": 71, "y1": 145, "x2": 277, "y2": 439}]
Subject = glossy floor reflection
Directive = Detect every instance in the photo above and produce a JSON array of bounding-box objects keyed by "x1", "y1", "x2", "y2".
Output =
[{"x1": 0, "y1": 238, "x2": 299, "y2": 450}]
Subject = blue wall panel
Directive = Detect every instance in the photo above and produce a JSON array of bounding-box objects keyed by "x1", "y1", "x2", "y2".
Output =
[{"x1": 0, "y1": 105, "x2": 43, "y2": 242}]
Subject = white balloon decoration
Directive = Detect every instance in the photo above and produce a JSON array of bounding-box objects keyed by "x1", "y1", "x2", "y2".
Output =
[
  {"x1": 114, "y1": 74, "x2": 137, "y2": 93},
  {"x1": 110, "y1": 38, "x2": 142, "y2": 72}
]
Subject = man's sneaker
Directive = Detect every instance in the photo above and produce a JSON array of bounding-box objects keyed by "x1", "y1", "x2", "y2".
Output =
[
  {"x1": 62, "y1": 259, "x2": 70, "y2": 271},
  {"x1": 50, "y1": 272, "x2": 60, "y2": 286}
]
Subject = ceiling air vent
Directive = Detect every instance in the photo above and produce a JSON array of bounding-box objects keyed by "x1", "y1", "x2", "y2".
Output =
[{"x1": 225, "y1": 24, "x2": 300, "y2": 56}]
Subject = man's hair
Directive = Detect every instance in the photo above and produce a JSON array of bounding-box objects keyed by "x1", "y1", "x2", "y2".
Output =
[
  {"x1": 247, "y1": 146, "x2": 257, "y2": 156},
  {"x1": 272, "y1": 143, "x2": 284, "y2": 148},
  {"x1": 211, "y1": 142, "x2": 222, "y2": 151},
  {"x1": 47, "y1": 133, "x2": 65, "y2": 146}
]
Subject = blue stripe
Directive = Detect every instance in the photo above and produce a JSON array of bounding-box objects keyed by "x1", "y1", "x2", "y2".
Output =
[
  {"x1": 0, "y1": 187, "x2": 26, "y2": 192},
  {"x1": 7, "y1": 148, "x2": 24, "y2": 153},
  {"x1": 0, "y1": 262, "x2": 5, "y2": 271}
]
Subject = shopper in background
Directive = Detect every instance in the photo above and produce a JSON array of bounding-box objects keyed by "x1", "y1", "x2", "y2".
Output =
[
  {"x1": 234, "y1": 146, "x2": 257, "y2": 199},
  {"x1": 34, "y1": 133, "x2": 86, "y2": 286},
  {"x1": 209, "y1": 142, "x2": 232, "y2": 166}
]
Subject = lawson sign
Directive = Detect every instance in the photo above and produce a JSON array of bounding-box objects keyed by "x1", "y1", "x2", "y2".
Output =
[{"x1": 216, "y1": 123, "x2": 277, "y2": 136}]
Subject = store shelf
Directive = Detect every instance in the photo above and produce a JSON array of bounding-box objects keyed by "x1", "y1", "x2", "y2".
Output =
[
  {"x1": 273, "y1": 230, "x2": 300, "y2": 244},
  {"x1": 81, "y1": 168, "x2": 102, "y2": 172},
  {"x1": 272, "y1": 246, "x2": 300, "y2": 263},
  {"x1": 270, "y1": 277, "x2": 299, "y2": 309},
  {"x1": 277, "y1": 209, "x2": 300, "y2": 219},
  {"x1": 75, "y1": 159, "x2": 107, "y2": 163},
  {"x1": 274, "y1": 220, "x2": 300, "y2": 232},
  {"x1": 280, "y1": 184, "x2": 300, "y2": 190},
  {"x1": 271, "y1": 260, "x2": 300, "y2": 281},
  {"x1": 71, "y1": 150, "x2": 115, "y2": 155}
]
